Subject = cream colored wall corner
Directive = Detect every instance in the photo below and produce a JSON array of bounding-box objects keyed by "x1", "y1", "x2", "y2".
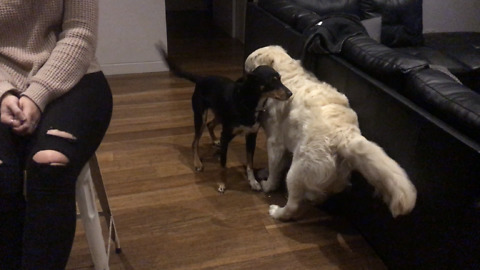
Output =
[{"x1": 97, "y1": 0, "x2": 169, "y2": 75}]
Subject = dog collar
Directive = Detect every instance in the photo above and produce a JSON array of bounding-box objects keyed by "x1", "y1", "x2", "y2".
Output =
[
  {"x1": 254, "y1": 98, "x2": 269, "y2": 123},
  {"x1": 256, "y1": 98, "x2": 268, "y2": 113}
]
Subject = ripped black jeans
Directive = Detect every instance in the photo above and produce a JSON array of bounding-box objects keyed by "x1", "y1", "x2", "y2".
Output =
[{"x1": 0, "y1": 72, "x2": 113, "y2": 270}]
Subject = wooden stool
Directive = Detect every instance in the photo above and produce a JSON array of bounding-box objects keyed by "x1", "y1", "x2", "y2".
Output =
[{"x1": 76, "y1": 155, "x2": 121, "y2": 270}]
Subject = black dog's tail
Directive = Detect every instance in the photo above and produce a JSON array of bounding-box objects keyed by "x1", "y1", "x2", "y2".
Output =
[{"x1": 156, "y1": 44, "x2": 201, "y2": 83}]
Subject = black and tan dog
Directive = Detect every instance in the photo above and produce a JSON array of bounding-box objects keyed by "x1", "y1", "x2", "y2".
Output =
[{"x1": 159, "y1": 47, "x2": 292, "y2": 192}]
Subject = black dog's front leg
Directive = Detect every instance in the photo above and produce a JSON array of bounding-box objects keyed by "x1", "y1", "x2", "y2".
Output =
[
  {"x1": 219, "y1": 129, "x2": 235, "y2": 168},
  {"x1": 245, "y1": 133, "x2": 261, "y2": 191},
  {"x1": 217, "y1": 129, "x2": 235, "y2": 193}
]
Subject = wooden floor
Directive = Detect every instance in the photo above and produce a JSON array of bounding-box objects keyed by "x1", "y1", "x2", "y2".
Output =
[{"x1": 66, "y1": 11, "x2": 386, "y2": 270}]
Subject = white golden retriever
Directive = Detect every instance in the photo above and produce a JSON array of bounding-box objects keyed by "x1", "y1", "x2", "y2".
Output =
[{"x1": 245, "y1": 46, "x2": 417, "y2": 220}]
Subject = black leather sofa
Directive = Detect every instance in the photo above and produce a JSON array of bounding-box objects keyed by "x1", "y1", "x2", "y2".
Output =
[{"x1": 244, "y1": 0, "x2": 480, "y2": 269}]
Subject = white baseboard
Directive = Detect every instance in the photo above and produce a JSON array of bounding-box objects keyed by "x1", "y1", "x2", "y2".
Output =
[{"x1": 100, "y1": 61, "x2": 169, "y2": 76}]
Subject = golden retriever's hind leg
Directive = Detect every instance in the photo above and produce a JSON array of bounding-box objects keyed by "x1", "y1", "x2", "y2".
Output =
[
  {"x1": 261, "y1": 144, "x2": 289, "y2": 192},
  {"x1": 269, "y1": 185, "x2": 304, "y2": 221},
  {"x1": 269, "y1": 162, "x2": 305, "y2": 220}
]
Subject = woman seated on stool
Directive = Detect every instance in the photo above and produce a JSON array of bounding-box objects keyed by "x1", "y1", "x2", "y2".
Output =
[{"x1": 0, "y1": 1, "x2": 112, "y2": 269}]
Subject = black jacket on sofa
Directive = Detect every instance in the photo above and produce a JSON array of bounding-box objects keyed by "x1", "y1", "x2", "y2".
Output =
[{"x1": 245, "y1": 0, "x2": 480, "y2": 269}]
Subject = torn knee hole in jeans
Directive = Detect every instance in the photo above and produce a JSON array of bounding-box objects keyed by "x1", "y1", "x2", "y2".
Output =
[
  {"x1": 0, "y1": 160, "x2": 3, "y2": 165},
  {"x1": 33, "y1": 150, "x2": 70, "y2": 166},
  {"x1": 32, "y1": 129, "x2": 76, "y2": 166},
  {"x1": 46, "y1": 129, "x2": 77, "y2": 141}
]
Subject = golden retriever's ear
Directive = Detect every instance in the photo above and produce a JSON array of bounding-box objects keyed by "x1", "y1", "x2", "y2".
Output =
[
  {"x1": 244, "y1": 61, "x2": 253, "y2": 72},
  {"x1": 244, "y1": 58, "x2": 257, "y2": 72}
]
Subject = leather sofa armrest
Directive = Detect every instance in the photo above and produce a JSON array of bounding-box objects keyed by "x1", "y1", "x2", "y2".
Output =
[
  {"x1": 406, "y1": 68, "x2": 480, "y2": 141},
  {"x1": 341, "y1": 34, "x2": 428, "y2": 88}
]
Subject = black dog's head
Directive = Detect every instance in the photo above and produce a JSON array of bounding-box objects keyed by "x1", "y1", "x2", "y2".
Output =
[{"x1": 246, "y1": 65, "x2": 292, "y2": 101}]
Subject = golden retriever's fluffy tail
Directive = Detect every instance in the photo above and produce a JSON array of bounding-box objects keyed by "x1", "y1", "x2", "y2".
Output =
[{"x1": 339, "y1": 134, "x2": 417, "y2": 217}]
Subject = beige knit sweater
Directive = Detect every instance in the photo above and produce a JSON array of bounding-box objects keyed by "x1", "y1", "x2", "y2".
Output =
[{"x1": 0, "y1": 0, "x2": 100, "y2": 112}]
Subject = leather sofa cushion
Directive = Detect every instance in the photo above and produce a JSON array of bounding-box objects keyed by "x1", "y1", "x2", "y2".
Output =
[
  {"x1": 406, "y1": 68, "x2": 480, "y2": 141},
  {"x1": 396, "y1": 47, "x2": 469, "y2": 74},
  {"x1": 341, "y1": 35, "x2": 428, "y2": 88},
  {"x1": 258, "y1": 0, "x2": 322, "y2": 32},
  {"x1": 304, "y1": 15, "x2": 367, "y2": 54},
  {"x1": 259, "y1": 0, "x2": 424, "y2": 47},
  {"x1": 360, "y1": 0, "x2": 423, "y2": 47},
  {"x1": 259, "y1": 0, "x2": 361, "y2": 17},
  {"x1": 403, "y1": 33, "x2": 480, "y2": 92},
  {"x1": 258, "y1": 0, "x2": 360, "y2": 32},
  {"x1": 287, "y1": 0, "x2": 360, "y2": 16}
]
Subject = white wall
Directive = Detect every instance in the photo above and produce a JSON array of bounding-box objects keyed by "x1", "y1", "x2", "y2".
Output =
[
  {"x1": 97, "y1": 0, "x2": 168, "y2": 75},
  {"x1": 423, "y1": 0, "x2": 480, "y2": 33}
]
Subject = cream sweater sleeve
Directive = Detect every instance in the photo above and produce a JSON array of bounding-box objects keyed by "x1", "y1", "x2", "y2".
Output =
[{"x1": 22, "y1": 0, "x2": 99, "y2": 111}]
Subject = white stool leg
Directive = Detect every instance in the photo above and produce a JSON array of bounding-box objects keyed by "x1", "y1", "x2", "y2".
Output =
[
  {"x1": 88, "y1": 156, "x2": 122, "y2": 254},
  {"x1": 76, "y1": 164, "x2": 109, "y2": 270}
]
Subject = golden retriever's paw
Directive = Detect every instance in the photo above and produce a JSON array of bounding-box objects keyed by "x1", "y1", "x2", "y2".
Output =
[
  {"x1": 249, "y1": 180, "x2": 262, "y2": 191},
  {"x1": 269, "y1": 205, "x2": 294, "y2": 221},
  {"x1": 389, "y1": 189, "x2": 417, "y2": 217},
  {"x1": 269, "y1": 205, "x2": 283, "y2": 219}
]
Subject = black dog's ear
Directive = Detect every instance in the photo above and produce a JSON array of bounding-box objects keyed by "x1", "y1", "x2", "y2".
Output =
[
  {"x1": 246, "y1": 72, "x2": 261, "y2": 80},
  {"x1": 236, "y1": 75, "x2": 247, "y2": 83},
  {"x1": 245, "y1": 73, "x2": 264, "y2": 86},
  {"x1": 246, "y1": 73, "x2": 267, "y2": 92}
]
